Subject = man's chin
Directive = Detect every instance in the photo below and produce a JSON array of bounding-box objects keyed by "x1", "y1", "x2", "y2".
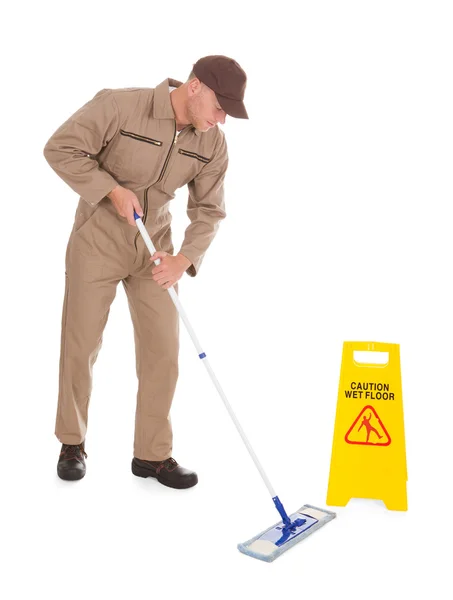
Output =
[{"x1": 192, "y1": 119, "x2": 211, "y2": 133}]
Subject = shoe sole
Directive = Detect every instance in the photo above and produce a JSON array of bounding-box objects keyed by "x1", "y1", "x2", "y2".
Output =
[
  {"x1": 131, "y1": 459, "x2": 198, "y2": 489},
  {"x1": 57, "y1": 468, "x2": 86, "y2": 481}
]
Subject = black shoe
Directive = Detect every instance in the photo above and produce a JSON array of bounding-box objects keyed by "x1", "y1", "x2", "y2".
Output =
[
  {"x1": 131, "y1": 457, "x2": 198, "y2": 489},
  {"x1": 57, "y1": 443, "x2": 87, "y2": 481}
]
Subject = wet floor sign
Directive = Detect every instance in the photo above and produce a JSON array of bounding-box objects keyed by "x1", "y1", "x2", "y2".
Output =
[{"x1": 326, "y1": 342, "x2": 407, "y2": 511}]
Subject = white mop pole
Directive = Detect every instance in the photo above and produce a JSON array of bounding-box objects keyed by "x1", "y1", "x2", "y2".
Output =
[{"x1": 134, "y1": 213, "x2": 278, "y2": 500}]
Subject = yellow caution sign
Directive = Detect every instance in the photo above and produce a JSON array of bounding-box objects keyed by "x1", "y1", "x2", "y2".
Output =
[{"x1": 326, "y1": 341, "x2": 407, "y2": 511}]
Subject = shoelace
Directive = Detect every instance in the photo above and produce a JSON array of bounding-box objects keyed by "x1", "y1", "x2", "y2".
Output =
[
  {"x1": 61, "y1": 444, "x2": 88, "y2": 459},
  {"x1": 153, "y1": 457, "x2": 178, "y2": 473}
]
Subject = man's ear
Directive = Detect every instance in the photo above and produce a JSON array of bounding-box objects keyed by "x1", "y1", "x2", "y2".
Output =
[{"x1": 188, "y1": 77, "x2": 202, "y2": 97}]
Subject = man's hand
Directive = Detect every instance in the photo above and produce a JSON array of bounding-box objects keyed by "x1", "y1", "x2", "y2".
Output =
[
  {"x1": 107, "y1": 185, "x2": 144, "y2": 225},
  {"x1": 149, "y1": 252, "x2": 192, "y2": 289}
]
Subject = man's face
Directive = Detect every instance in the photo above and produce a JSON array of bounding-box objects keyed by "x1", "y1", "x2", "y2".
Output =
[{"x1": 187, "y1": 80, "x2": 227, "y2": 132}]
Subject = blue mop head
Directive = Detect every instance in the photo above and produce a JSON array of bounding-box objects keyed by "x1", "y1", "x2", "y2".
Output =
[{"x1": 237, "y1": 504, "x2": 336, "y2": 562}]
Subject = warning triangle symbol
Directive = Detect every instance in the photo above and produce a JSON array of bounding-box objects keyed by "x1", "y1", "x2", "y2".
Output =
[{"x1": 345, "y1": 405, "x2": 391, "y2": 446}]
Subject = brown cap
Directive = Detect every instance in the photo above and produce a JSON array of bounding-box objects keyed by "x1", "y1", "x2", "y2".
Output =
[{"x1": 192, "y1": 55, "x2": 248, "y2": 119}]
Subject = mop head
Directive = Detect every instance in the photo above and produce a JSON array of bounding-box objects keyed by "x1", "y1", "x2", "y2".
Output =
[{"x1": 237, "y1": 504, "x2": 336, "y2": 562}]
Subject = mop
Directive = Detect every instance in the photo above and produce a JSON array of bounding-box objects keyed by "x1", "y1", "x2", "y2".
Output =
[{"x1": 134, "y1": 211, "x2": 336, "y2": 562}]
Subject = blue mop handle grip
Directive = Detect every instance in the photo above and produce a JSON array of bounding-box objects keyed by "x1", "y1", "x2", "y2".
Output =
[
  {"x1": 273, "y1": 496, "x2": 291, "y2": 527},
  {"x1": 134, "y1": 210, "x2": 141, "y2": 220}
]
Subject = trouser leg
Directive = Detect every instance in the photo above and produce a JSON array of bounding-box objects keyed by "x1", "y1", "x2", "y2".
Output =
[
  {"x1": 122, "y1": 274, "x2": 179, "y2": 461},
  {"x1": 55, "y1": 199, "x2": 128, "y2": 445},
  {"x1": 55, "y1": 271, "x2": 119, "y2": 445}
]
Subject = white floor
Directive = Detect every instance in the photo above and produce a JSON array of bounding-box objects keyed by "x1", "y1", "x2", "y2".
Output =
[{"x1": 3, "y1": 321, "x2": 449, "y2": 599}]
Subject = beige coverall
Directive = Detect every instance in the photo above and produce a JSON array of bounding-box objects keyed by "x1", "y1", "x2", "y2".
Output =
[{"x1": 43, "y1": 77, "x2": 229, "y2": 461}]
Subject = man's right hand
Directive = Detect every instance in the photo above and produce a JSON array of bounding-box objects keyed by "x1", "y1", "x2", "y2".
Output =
[{"x1": 107, "y1": 185, "x2": 144, "y2": 225}]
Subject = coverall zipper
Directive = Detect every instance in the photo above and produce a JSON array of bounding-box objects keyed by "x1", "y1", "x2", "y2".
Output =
[
  {"x1": 133, "y1": 122, "x2": 178, "y2": 255},
  {"x1": 155, "y1": 122, "x2": 178, "y2": 184}
]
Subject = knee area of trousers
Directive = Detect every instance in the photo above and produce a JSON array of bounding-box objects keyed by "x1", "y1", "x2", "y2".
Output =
[{"x1": 150, "y1": 355, "x2": 179, "y2": 375}]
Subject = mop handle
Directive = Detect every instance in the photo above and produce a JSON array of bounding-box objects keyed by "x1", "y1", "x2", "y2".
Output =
[{"x1": 133, "y1": 211, "x2": 277, "y2": 499}]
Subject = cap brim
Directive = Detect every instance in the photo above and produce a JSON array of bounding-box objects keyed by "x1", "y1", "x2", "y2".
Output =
[{"x1": 217, "y1": 94, "x2": 249, "y2": 119}]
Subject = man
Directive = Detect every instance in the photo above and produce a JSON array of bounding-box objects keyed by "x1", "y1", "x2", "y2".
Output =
[{"x1": 43, "y1": 55, "x2": 248, "y2": 487}]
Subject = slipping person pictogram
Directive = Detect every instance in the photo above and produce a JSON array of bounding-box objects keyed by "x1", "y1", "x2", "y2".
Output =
[
  {"x1": 357, "y1": 412, "x2": 383, "y2": 443},
  {"x1": 344, "y1": 405, "x2": 391, "y2": 446}
]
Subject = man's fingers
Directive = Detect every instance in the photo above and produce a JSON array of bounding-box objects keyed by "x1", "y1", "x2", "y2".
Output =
[
  {"x1": 133, "y1": 201, "x2": 144, "y2": 219},
  {"x1": 126, "y1": 206, "x2": 136, "y2": 226},
  {"x1": 155, "y1": 272, "x2": 173, "y2": 286},
  {"x1": 150, "y1": 251, "x2": 167, "y2": 260},
  {"x1": 155, "y1": 273, "x2": 168, "y2": 284},
  {"x1": 120, "y1": 212, "x2": 134, "y2": 225},
  {"x1": 132, "y1": 201, "x2": 144, "y2": 220}
]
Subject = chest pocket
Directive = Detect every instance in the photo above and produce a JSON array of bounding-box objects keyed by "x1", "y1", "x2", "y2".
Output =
[
  {"x1": 178, "y1": 148, "x2": 211, "y2": 164},
  {"x1": 107, "y1": 129, "x2": 164, "y2": 187},
  {"x1": 164, "y1": 147, "x2": 212, "y2": 191}
]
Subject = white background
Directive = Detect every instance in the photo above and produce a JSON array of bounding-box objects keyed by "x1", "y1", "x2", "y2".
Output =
[{"x1": 1, "y1": 1, "x2": 452, "y2": 598}]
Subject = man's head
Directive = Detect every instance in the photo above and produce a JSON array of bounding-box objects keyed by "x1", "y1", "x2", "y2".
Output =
[
  {"x1": 171, "y1": 55, "x2": 248, "y2": 133},
  {"x1": 185, "y1": 75, "x2": 227, "y2": 132}
]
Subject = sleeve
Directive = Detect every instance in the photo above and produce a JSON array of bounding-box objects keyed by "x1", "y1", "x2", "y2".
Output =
[
  {"x1": 178, "y1": 131, "x2": 228, "y2": 277},
  {"x1": 42, "y1": 89, "x2": 120, "y2": 206}
]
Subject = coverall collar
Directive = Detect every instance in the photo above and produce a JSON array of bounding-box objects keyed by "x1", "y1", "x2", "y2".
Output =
[{"x1": 153, "y1": 77, "x2": 201, "y2": 136}]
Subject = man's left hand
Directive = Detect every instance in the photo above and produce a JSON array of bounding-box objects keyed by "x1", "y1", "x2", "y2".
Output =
[{"x1": 149, "y1": 252, "x2": 191, "y2": 289}]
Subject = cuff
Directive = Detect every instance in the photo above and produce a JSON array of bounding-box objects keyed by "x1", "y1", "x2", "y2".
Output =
[
  {"x1": 82, "y1": 176, "x2": 119, "y2": 207},
  {"x1": 178, "y1": 247, "x2": 204, "y2": 278}
]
